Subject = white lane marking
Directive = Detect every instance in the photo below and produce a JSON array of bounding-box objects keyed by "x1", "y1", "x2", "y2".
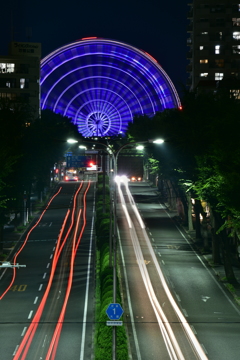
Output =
[
  {"x1": 149, "y1": 232, "x2": 152, "y2": 235},
  {"x1": 21, "y1": 327, "x2": 27, "y2": 336},
  {"x1": 161, "y1": 260, "x2": 165, "y2": 265},
  {"x1": 43, "y1": 273, "x2": 47, "y2": 279},
  {"x1": 53, "y1": 246, "x2": 55, "y2": 251},
  {"x1": 201, "y1": 344, "x2": 208, "y2": 354},
  {"x1": 46, "y1": 263, "x2": 50, "y2": 268},
  {"x1": 202, "y1": 296, "x2": 210, "y2": 302},
  {"x1": 42, "y1": 335, "x2": 47, "y2": 348},
  {"x1": 13, "y1": 345, "x2": 19, "y2": 355},
  {"x1": 80, "y1": 191, "x2": 95, "y2": 360},
  {"x1": 158, "y1": 252, "x2": 161, "y2": 257},
  {"x1": 182, "y1": 309, "x2": 188, "y2": 317},
  {"x1": 34, "y1": 297, "x2": 38, "y2": 304},
  {"x1": 28, "y1": 310, "x2": 33, "y2": 319},
  {"x1": 152, "y1": 238, "x2": 155, "y2": 242},
  {"x1": 49, "y1": 222, "x2": 52, "y2": 227},
  {"x1": 38, "y1": 284, "x2": 43, "y2": 291},
  {"x1": 50, "y1": 254, "x2": 53, "y2": 259},
  {"x1": 190, "y1": 325, "x2": 197, "y2": 334},
  {"x1": 119, "y1": 229, "x2": 142, "y2": 360},
  {"x1": 176, "y1": 294, "x2": 181, "y2": 302}
]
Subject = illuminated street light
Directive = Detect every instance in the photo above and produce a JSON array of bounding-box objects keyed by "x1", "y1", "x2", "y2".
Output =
[
  {"x1": 152, "y1": 138, "x2": 164, "y2": 144},
  {"x1": 136, "y1": 145, "x2": 144, "y2": 150},
  {"x1": 67, "y1": 138, "x2": 78, "y2": 144}
]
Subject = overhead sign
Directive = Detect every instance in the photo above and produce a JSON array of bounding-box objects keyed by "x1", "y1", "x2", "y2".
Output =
[
  {"x1": 66, "y1": 155, "x2": 87, "y2": 168},
  {"x1": 106, "y1": 303, "x2": 124, "y2": 320}
]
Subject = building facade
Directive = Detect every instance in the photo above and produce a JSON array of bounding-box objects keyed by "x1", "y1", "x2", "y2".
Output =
[
  {"x1": 187, "y1": 1, "x2": 240, "y2": 96},
  {"x1": 0, "y1": 42, "x2": 41, "y2": 118}
]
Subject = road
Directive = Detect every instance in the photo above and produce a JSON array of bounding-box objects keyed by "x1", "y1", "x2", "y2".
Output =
[
  {"x1": 0, "y1": 179, "x2": 96, "y2": 360},
  {"x1": 118, "y1": 178, "x2": 240, "y2": 360}
]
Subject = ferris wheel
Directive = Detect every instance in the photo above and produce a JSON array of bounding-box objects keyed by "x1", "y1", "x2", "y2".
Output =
[{"x1": 40, "y1": 38, "x2": 181, "y2": 137}]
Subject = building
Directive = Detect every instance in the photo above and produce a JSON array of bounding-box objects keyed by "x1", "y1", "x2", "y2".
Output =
[
  {"x1": 0, "y1": 42, "x2": 41, "y2": 118},
  {"x1": 187, "y1": 1, "x2": 240, "y2": 97}
]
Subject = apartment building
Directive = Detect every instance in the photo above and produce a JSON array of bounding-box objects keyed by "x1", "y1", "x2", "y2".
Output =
[
  {"x1": 0, "y1": 42, "x2": 41, "y2": 118},
  {"x1": 187, "y1": 1, "x2": 240, "y2": 97}
]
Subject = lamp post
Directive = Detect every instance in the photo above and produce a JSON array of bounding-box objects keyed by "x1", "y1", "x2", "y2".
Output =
[{"x1": 68, "y1": 137, "x2": 164, "y2": 360}]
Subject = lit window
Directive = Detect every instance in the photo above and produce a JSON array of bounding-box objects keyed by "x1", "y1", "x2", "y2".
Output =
[
  {"x1": 6, "y1": 81, "x2": 11, "y2": 88},
  {"x1": 232, "y1": 45, "x2": 240, "y2": 54},
  {"x1": 215, "y1": 45, "x2": 220, "y2": 54},
  {"x1": 201, "y1": 31, "x2": 208, "y2": 35},
  {"x1": 200, "y1": 59, "x2": 208, "y2": 63},
  {"x1": 0, "y1": 92, "x2": 16, "y2": 100},
  {"x1": 215, "y1": 59, "x2": 224, "y2": 67},
  {"x1": 200, "y1": 73, "x2": 208, "y2": 77},
  {"x1": 0, "y1": 63, "x2": 15, "y2": 73},
  {"x1": 215, "y1": 73, "x2": 224, "y2": 80},
  {"x1": 199, "y1": 46, "x2": 204, "y2": 50},
  {"x1": 230, "y1": 89, "x2": 240, "y2": 99},
  {"x1": 20, "y1": 79, "x2": 25, "y2": 89},
  {"x1": 233, "y1": 31, "x2": 240, "y2": 40},
  {"x1": 232, "y1": 18, "x2": 240, "y2": 26}
]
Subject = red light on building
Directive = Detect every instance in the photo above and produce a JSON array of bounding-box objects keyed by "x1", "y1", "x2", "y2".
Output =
[
  {"x1": 144, "y1": 51, "x2": 158, "y2": 63},
  {"x1": 81, "y1": 37, "x2": 98, "y2": 40},
  {"x1": 179, "y1": 105, "x2": 183, "y2": 110}
]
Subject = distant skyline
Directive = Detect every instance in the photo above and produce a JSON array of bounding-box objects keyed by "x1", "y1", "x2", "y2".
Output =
[{"x1": 0, "y1": 0, "x2": 188, "y2": 96}]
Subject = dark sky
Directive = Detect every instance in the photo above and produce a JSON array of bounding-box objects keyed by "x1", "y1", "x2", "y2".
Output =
[{"x1": 1, "y1": 0, "x2": 188, "y2": 96}]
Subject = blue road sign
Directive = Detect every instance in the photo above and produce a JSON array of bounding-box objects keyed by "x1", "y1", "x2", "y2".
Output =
[{"x1": 106, "y1": 303, "x2": 124, "y2": 320}]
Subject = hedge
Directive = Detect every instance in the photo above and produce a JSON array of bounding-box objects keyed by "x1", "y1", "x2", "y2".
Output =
[{"x1": 94, "y1": 173, "x2": 128, "y2": 359}]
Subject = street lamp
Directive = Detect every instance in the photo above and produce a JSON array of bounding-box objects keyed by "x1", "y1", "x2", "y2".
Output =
[
  {"x1": 67, "y1": 138, "x2": 78, "y2": 144},
  {"x1": 68, "y1": 137, "x2": 164, "y2": 360}
]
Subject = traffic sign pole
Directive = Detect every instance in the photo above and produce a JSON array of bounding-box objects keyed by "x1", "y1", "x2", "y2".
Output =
[{"x1": 106, "y1": 303, "x2": 124, "y2": 360}]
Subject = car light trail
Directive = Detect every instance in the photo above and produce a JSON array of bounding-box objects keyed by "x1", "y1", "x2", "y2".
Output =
[
  {"x1": 118, "y1": 178, "x2": 209, "y2": 360},
  {"x1": 117, "y1": 179, "x2": 184, "y2": 360},
  {"x1": 46, "y1": 180, "x2": 91, "y2": 360},
  {"x1": 0, "y1": 187, "x2": 62, "y2": 301},
  {"x1": 12, "y1": 208, "x2": 71, "y2": 360},
  {"x1": 12, "y1": 181, "x2": 91, "y2": 360}
]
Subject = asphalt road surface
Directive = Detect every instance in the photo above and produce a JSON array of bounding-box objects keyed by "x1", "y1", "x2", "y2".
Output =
[
  {"x1": 0, "y1": 180, "x2": 96, "y2": 360},
  {"x1": 118, "y1": 180, "x2": 240, "y2": 360}
]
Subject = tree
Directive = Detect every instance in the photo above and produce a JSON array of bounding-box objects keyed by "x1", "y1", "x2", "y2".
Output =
[{"x1": 127, "y1": 91, "x2": 240, "y2": 284}]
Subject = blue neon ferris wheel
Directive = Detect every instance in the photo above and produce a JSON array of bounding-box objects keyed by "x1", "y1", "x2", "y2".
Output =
[{"x1": 40, "y1": 37, "x2": 181, "y2": 137}]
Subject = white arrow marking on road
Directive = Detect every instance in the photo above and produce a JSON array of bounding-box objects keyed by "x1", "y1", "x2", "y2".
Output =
[{"x1": 202, "y1": 296, "x2": 211, "y2": 302}]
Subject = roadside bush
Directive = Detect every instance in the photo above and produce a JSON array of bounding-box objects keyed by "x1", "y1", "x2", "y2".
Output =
[{"x1": 94, "y1": 173, "x2": 128, "y2": 359}]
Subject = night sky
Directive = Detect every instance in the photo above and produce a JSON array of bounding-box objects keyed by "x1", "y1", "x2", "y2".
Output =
[{"x1": 1, "y1": 0, "x2": 189, "y2": 96}]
